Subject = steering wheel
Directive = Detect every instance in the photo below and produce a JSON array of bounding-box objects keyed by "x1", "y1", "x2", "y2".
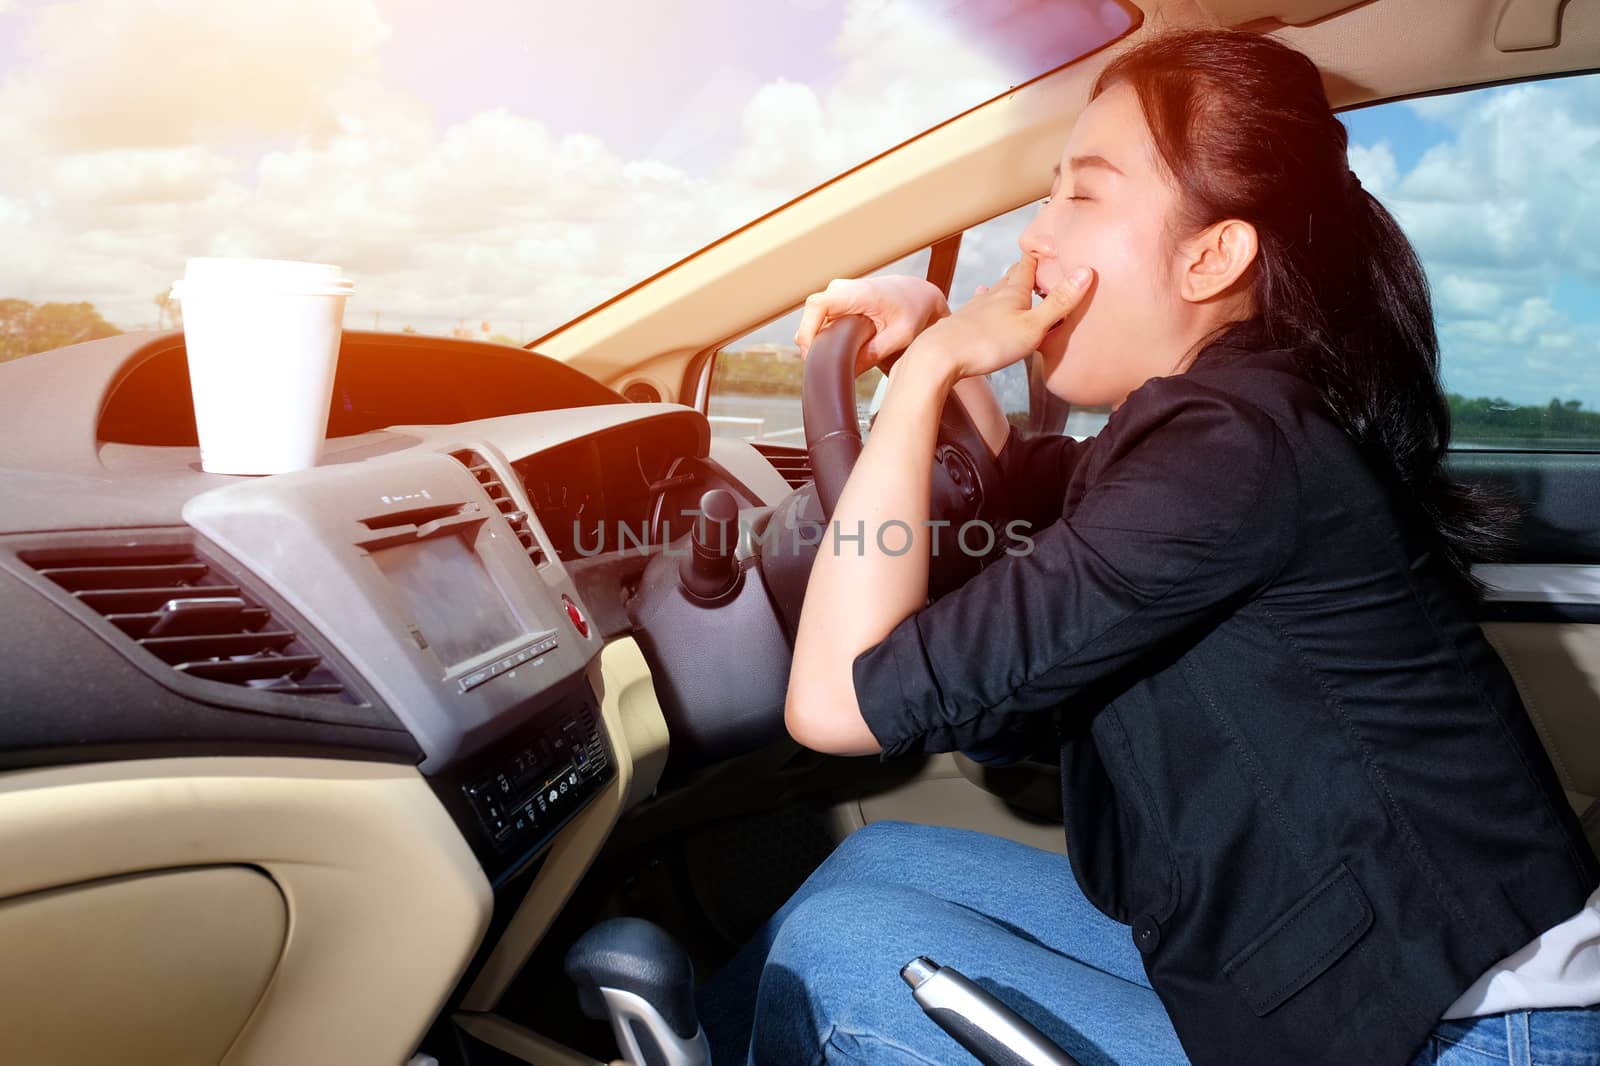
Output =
[{"x1": 801, "y1": 314, "x2": 1014, "y2": 600}]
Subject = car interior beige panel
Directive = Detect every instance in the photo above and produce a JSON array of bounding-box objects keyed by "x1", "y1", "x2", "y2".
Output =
[
  {"x1": 461, "y1": 635, "x2": 669, "y2": 1011},
  {"x1": 456, "y1": 1012, "x2": 605, "y2": 1066},
  {"x1": 1481, "y1": 623, "x2": 1600, "y2": 800},
  {"x1": 953, "y1": 751, "x2": 1066, "y2": 823},
  {"x1": 1268, "y1": 0, "x2": 1596, "y2": 102},
  {"x1": 1195, "y1": 0, "x2": 1367, "y2": 26},
  {"x1": 614, "y1": 350, "x2": 697, "y2": 404},
  {"x1": 846, "y1": 752, "x2": 1069, "y2": 855},
  {"x1": 1495, "y1": 0, "x2": 1568, "y2": 51},
  {"x1": 0, "y1": 866, "x2": 285, "y2": 1066},
  {"x1": 0, "y1": 758, "x2": 491, "y2": 1066},
  {"x1": 533, "y1": 0, "x2": 1599, "y2": 386}
]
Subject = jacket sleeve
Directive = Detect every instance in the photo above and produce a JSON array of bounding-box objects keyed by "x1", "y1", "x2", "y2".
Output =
[
  {"x1": 994, "y1": 421, "x2": 1091, "y2": 534},
  {"x1": 852, "y1": 379, "x2": 1300, "y2": 760},
  {"x1": 949, "y1": 424, "x2": 1092, "y2": 766}
]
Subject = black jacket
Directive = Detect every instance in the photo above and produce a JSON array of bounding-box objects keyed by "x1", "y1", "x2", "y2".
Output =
[{"x1": 850, "y1": 320, "x2": 1600, "y2": 1066}]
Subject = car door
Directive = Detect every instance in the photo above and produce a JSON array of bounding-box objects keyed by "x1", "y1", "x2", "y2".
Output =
[{"x1": 1378, "y1": 71, "x2": 1600, "y2": 851}]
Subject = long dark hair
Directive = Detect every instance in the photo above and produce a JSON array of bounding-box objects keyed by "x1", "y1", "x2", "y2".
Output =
[{"x1": 1091, "y1": 29, "x2": 1516, "y2": 594}]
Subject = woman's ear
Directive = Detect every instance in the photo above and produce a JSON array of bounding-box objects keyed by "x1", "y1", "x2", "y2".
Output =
[{"x1": 1178, "y1": 218, "x2": 1258, "y2": 304}]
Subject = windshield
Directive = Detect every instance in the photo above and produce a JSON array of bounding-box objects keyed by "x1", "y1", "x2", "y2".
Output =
[{"x1": 0, "y1": 0, "x2": 1136, "y2": 357}]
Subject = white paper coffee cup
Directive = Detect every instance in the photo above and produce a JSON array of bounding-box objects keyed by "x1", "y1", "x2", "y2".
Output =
[{"x1": 170, "y1": 258, "x2": 354, "y2": 475}]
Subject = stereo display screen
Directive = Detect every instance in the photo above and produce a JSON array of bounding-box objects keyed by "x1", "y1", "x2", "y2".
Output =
[{"x1": 372, "y1": 532, "x2": 524, "y2": 668}]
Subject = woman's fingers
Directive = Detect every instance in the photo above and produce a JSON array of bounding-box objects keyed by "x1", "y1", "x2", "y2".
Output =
[
  {"x1": 794, "y1": 291, "x2": 836, "y2": 357},
  {"x1": 794, "y1": 278, "x2": 876, "y2": 356},
  {"x1": 1000, "y1": 255, "x2": 1036, "y2": 292},
  {"x1": 1026, "y1": 266, "x2": 1095, "y2": 331}
]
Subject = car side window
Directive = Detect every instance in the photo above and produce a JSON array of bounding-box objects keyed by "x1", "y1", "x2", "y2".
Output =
[
  {"x1": 1342, "y1": 73, "x2": 1600, "y2": 451},
  {"x1": 707, "y1": 248, "x2": 931, "y2": 444}
]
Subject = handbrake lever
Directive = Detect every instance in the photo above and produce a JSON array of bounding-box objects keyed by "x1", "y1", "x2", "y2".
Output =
[{"x1": 902, "y1": 956, "x2": 1081, "y2": 1066}]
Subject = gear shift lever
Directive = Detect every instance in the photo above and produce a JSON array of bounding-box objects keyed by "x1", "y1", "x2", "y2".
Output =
[{"x1": 564, "y1": 917, "x2": 711, "y2": 1066}]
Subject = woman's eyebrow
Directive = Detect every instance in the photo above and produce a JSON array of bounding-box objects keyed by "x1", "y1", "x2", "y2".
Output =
[{"x1": 1053, "y1": 155, "x2": 1124, "y2": 180}]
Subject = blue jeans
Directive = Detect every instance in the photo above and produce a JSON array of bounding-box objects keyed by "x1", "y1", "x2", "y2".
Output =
[{"x1": 694, "y1": 820, "x2": 1600, "y2": 1065}]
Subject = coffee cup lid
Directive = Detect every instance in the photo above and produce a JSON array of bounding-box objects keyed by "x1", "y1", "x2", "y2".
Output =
[{"x1": 171, "y1": 257, "x2": 355, "y2": 298}]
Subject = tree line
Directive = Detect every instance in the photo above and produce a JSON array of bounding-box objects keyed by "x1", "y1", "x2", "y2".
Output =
[
  {"x1": 1447, "y1": 393, "x2": 1600, "y2": 444},
  {"x1": 1, "y1": 299, "x2": 122, "y2": 362}
]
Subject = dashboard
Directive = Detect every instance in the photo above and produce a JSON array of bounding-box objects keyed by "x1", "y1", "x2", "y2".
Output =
[{"x1": 0, "y1": 329, "x2": 800, "y2": 890}]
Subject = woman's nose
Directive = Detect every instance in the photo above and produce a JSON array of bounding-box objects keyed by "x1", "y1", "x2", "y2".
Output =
[{"x1": 1019, "y1": 208, "x2": 1054, "y2": 262}]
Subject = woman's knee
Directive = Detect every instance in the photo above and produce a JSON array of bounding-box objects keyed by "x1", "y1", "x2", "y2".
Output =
[
  {"x1": 765, "y1": 883, "x2": 939, "y2": 999},
  {"x1": 754, "y1": 884, "x2": 944, "y2": 1059}
]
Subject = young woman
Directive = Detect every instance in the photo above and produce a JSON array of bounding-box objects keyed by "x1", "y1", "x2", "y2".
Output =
[{"x1": 692, "y1": 28, "x2": 1600, "y2": 1066}]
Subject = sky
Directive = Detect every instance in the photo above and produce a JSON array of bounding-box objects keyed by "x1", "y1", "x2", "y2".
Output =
[
  {"x1": 0, "y1": 0, "x2": 1130, "y2": 338},
  {"x1": 0, "y1": 1, "x2": 1595, "y2": 408},
  {"x1": 1341, "y1": 76, "x2": 1600, "y2": 409}
]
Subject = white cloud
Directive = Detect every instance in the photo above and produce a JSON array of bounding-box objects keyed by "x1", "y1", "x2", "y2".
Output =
[
  {"x1": 0, "y1": 0, "x2": 1047, "y2": 337},
  {"x1": 0, "y1": 0, "x2": 390, "y2": 153},
  {"x1": 1353, "y1": 76, "x2": 1600, "y2": 407},
  {"x1": 1402, "y1": 93, "x2": 1472, "y2": 127},
  {"x1": 727, "y1": 80, "x2": 830, "y2": 192},
  {"x1": 50, "y1": 147, "x2": 237, "y2": 208},
  {"x1": 1434, "y1": 274, "x2": 1503, "y2": 318},
  {"x1": 1346, "y1": 140, "x2": 1398, "y2": 198}
]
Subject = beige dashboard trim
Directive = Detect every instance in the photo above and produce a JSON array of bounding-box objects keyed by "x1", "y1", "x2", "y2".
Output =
[
  {"x1": 462, "y1": 635, "x2": 670, "y2": 1010},
  {"x1": 456, "y1": 1012, "x2": 605, "y2": 1066},
  {"x1": 0, "y1": 865, "x2": 288, "y2": 1066},
  {"x1": 0, "y1": 757, "x2": 491, "y2": 1066}
]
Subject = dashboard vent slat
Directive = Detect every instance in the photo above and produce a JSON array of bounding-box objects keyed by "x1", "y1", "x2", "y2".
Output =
[
  {"x1": 141, "y1": 629, "x2": 298, "y2": 661},
  {"x1": 21, "y1": 545, "x2": 354, "y2": 704},
  {"x1": 77, "y1": 584, "x2": 244, "y2": 613},
  {"x1": 107, "y1": 606, "x2": 274, "y2": 640},
  {"x1": 177, "y1": 654, "x2": 323, "y2": 683},
  {"x1": 751, "y1": 443, "x2": 812, "y2": 490},
  {"x1": 40, "y1": 562, "x2": 210, "y2": 590},
  {"x1": 450, "y1": 449, "x2": 549, "y2": 569}
]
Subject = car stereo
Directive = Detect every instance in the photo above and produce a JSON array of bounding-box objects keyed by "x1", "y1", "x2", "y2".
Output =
[{"x1": 183, "y1": 447, "x2": 613, "y2": 883}]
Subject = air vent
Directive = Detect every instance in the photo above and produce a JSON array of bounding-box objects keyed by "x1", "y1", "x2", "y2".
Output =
[
  {"x1": 450, "y1": 449, "x2": 549, "y2": 568},
  {"x1": 22, "y1": 545, "x2": 354, "y2": 701},
  {"x1": 579, "y1": 707, "x2": 606, "y2": 780},
  {"x1": 751, "y1": 442, "x2": 812, "y2": 490}
]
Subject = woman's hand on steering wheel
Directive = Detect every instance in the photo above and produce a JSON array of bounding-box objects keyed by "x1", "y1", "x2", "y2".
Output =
[
  {"x1": 914, "y1": 254, "x2": 1094, "y2": 380},
  {"x1": 793, "y1": 274, "x2": 950, "y2": 376}
]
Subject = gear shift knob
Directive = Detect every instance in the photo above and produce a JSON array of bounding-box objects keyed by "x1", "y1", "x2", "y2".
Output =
[{"x1": 564, "y1": 917, "x2": 711, "y2": 1066}]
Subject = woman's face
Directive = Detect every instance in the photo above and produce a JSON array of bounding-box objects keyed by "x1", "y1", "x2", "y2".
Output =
[{"x1": 1019, "y1": 82, "x2": 1200, "y2": 409}]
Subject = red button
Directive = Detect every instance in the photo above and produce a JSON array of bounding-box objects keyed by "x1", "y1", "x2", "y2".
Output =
[{"x1": 562, "y1": 594, "x2": 588, "y2": 638}]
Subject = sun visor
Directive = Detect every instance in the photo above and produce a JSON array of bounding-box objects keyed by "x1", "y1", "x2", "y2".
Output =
[
  {"x1": 1494, "y1": 0, "x2": 1568, "y2": 51},
  {"x1": 1193, "y1": 0, "x2": 1368, "y2": 27}
]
